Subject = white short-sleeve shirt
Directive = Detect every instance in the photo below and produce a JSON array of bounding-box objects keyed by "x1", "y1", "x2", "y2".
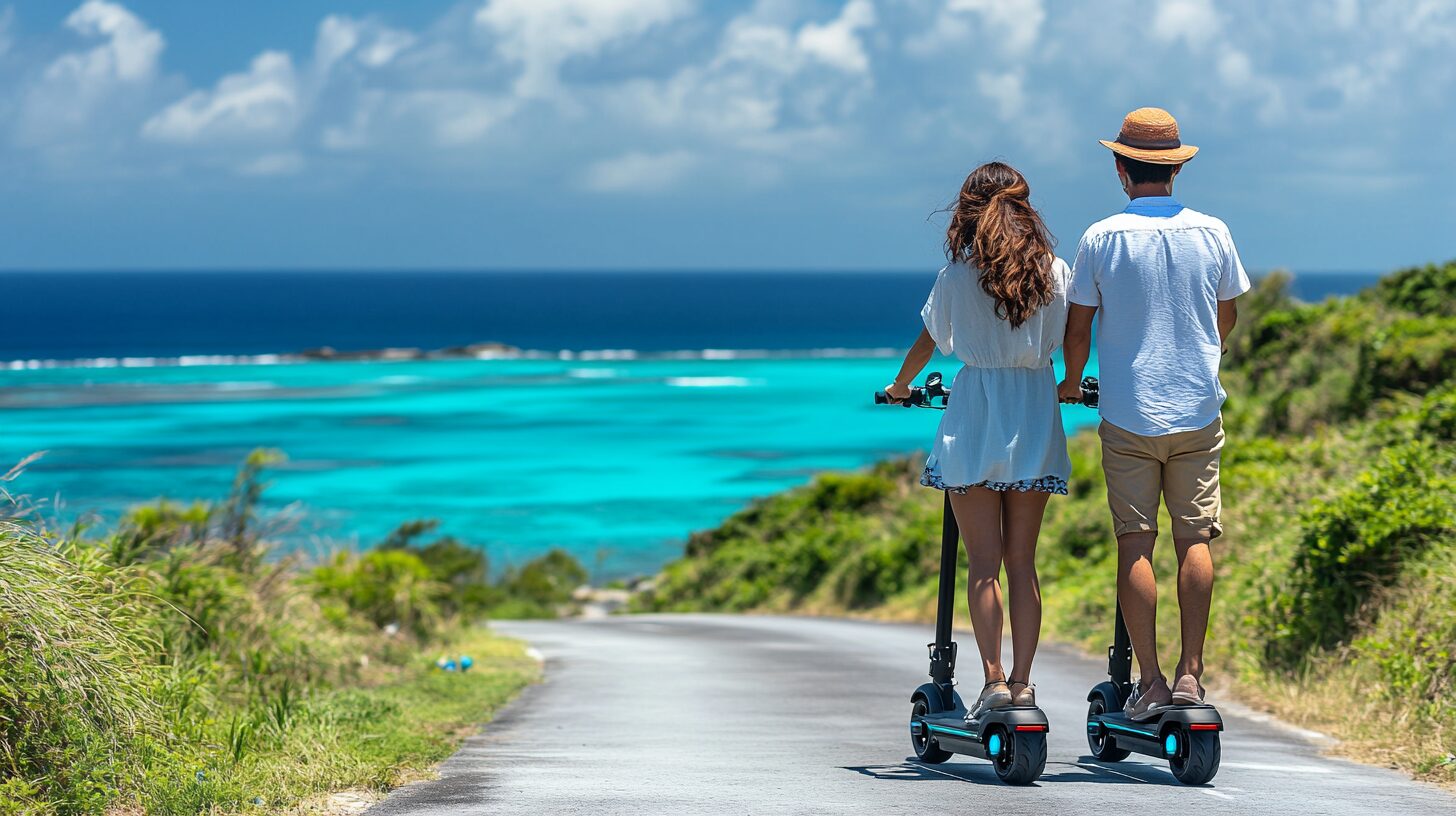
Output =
[{"x1": 1068, "y1": 196, "x2": 1251, "y2": 436}]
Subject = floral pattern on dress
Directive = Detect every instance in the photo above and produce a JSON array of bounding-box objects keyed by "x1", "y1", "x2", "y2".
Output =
[{"x1": 920, "y1": 465, "x2": 1068, "y2": 496}]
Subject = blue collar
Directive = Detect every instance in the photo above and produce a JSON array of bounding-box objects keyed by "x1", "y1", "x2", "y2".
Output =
[{"x1": 1123, "y1": 196, "x2": 1184, "y2": 217}]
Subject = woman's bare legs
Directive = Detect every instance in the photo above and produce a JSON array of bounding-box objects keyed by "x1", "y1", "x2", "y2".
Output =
[
  {"x1": 948, "y1": 488, "x2": 1006, "y2": 683},
  {"x1": 1002, "y1": 490, "x2": 1049, "y2": 690}
]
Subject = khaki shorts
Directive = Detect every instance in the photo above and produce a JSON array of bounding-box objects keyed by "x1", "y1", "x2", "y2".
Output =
[{"x1": 1098, "y1": 416, "x2": 1224, "y2": 540}]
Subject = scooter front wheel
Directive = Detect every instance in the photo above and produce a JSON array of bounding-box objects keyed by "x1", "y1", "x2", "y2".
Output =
[
  {"x1": 1086, "y1": 689, "x2": 1132, "y2": 762},
  {"x1": 910, "y1": 698, "x2": 952, "y2": 764}
]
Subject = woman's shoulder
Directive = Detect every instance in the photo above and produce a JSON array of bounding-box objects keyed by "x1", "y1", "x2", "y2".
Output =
[{"x1": 1049, "y1": 255, "x2": 1072, "y2": 288}]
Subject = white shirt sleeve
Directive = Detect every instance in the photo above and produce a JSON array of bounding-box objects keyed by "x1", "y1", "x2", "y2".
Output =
[
  {"x1": 1067, "y1": 234, "x2": 1101, "y2": 307},
  {"x1": 1217, "y1": 231, "x2": 1252, "y2": 301},
  {"x1": 920, "y1": 266, "x2": 955, "y2": 356}
]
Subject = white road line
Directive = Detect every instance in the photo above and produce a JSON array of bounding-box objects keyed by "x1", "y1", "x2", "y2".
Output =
[
  {"x1": 1076, "y1": 762, "x2": 1153, "y2": 784},
  {"x1": 909, "y1": 763, "x2": 978, "y2": 782},
  {"x1": 1221, "y1": 761, "x2": 1333, "y2": 774},
  {"x1": 1200, "y1": 789, "x2": 1235, "y2": 800}
]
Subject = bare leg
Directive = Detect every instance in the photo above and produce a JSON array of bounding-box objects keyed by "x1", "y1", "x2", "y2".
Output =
[
  {"x1": 1117, "y1": 531, "x2": 1163, "y2": 687},
  {"x1": 1001, "y1": 490, "x2": 1049, "y2": 687},
  {"x1": 1173, "y1": 536, "x2": 1214, "y2": 680},
  {"x1": 948, "y1": 488, "x2": 1005, "y2": 683}
]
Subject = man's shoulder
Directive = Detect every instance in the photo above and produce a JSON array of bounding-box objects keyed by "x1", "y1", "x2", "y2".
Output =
[{"x1": 1172, "y1": 206, "x2": 1233, "y2": 235}]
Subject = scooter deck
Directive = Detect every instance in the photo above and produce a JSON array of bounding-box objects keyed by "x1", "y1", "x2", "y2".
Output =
[
  {"x1": 1089, "y1": 704, "x2": 1222, "y2": 756},
  {"x1": 915, "y1": 707, "x2": 1049, "y2": 759}
]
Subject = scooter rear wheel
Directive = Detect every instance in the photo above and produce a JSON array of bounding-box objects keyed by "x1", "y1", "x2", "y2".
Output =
[
  {"x1": 910, "y1": 698, "x2": 952, "y2": 764},
  {"x1": 1168, "y1": 729, "x2": 1220, "y2": 785},
  {"x1": 990, "y1": 726, "x2": 1046, "y2": 785},
  {"x1": 1086, "y1": 692, "x2": 1132, "y2": 762}
]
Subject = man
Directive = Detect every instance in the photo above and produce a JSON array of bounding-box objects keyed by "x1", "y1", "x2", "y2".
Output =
[{"x1": 1058, "y1": 107, "x2": 1250, "y2": 720}]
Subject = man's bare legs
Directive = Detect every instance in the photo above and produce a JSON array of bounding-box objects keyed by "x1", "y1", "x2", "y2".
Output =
[
  {"x1": 1117, "y1": 531, "x2": 1170, "y2": 704},
  {"x1": 1173, "y1": 536, "x2": 1214, "y2": 683},
  {"x1": 1118, "y1": 530, "x2": 1217, "y2": 707}
]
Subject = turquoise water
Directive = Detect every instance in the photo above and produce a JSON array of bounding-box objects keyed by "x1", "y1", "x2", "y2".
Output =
[{"x1": 0, "y1": 353, "x2": 1098, "y2": 576}]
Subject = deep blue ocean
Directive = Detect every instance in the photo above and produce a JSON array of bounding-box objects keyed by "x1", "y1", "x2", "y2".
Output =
[{"x1": 0, "y1": 270, "x2": 1380, "y2": 576}]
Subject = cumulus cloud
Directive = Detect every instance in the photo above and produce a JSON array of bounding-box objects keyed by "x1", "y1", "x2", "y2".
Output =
[
  {"x1": 1151, "y1": 0, "x2": 1222, "y2": 50},
  {"x1": 49, "y1": 0, "x2": 164, "y2": 84},
  {"x1": 475, "y1": 0, "x2": 694, "y2": 97},
  {"x1": 909, "y1": 0, "x2": 1045, "y2": 58},
  {"x1": 796, "y1": 0, "x2": 876, "y2": 74},
  {"x1": 142, "y1": 51, "x2": 299, "y2": 143},
  {"x1": 16, "y1": 0, "x2": 165, "y2": 144}
]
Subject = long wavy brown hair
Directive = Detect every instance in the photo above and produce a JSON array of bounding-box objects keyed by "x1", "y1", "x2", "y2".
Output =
[{"x1": 944, "y1": 162, "x2": 1056, "y2": 329}]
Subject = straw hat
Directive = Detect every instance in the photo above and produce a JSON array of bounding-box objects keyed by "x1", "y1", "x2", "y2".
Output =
[{"x1": 1099, "y1": 107, "x2": 1198, "y2": 164}]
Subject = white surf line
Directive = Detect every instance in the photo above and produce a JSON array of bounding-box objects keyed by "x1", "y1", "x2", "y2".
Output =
[{"x1": 1220, "y1": 760, "x2": 1333, "y2": 774}]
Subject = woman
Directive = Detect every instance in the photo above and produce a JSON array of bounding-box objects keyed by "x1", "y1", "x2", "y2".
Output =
[{"x1": 884, "y1": 161, "x2": 1072, "y2": 721}]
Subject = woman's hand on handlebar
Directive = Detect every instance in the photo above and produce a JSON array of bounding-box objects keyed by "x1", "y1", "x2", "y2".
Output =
[
  {"x1": 1056, "y1": 378, "x2": 1083, "y2": 404},
  {"x1": 883, "y1": 382, "x2": 912, "y2": 403}
]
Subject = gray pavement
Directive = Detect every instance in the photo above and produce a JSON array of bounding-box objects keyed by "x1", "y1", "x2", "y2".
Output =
[{"x1": 369, "y1": 614, "x2": 1455, "y2": 815}]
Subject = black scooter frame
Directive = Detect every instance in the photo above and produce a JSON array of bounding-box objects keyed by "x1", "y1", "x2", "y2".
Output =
[
  {"x1": 908, "y1": 492, "x2": 1049, "y2": 783},
  {"x1": 1084, "y1": 602, "x2": 1225, "y2": 784}
]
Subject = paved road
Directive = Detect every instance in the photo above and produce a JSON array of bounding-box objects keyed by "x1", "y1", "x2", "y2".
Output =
[{"x1": 370, "y1": 615, "x2": 1455, "y2": 815}]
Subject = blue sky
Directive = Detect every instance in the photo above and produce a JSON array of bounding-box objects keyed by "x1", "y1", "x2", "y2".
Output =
[{"x1": 0, "y1": 0, "x2": 1451, "y2": 272}]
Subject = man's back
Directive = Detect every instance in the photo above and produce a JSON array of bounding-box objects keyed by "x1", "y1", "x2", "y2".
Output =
[{"x1": 1068, "y1": 196, "x2": 1250, "y2": 436}]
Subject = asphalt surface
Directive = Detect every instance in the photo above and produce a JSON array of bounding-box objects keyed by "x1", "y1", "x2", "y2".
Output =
[{"x1": 370, "y1": 615, "x2": 1455, "y2": 815}]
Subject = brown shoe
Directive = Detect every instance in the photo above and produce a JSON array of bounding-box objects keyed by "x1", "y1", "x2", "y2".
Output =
[
  {"x1": 965, "y1": 681, "x2": 1013, "y2": 723},
  {"x1": 1009, "y1": 681, "x2": 1036, "y2": 708},
  {"x1": 1171, "y1": 674, "x2": 1206, "y2": 706},
  {"x1": 1124, "y1": 677, "x2": 1172, "y2": 721}
]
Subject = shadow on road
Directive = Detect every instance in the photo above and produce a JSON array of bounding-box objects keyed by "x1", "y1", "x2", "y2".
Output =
[{"x1": 843, "y1": 759, "x2": 1152, "y2": 787}]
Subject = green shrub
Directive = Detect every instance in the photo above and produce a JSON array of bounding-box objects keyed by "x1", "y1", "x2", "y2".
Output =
[
  {"x1": 1373, "y1": 260, "x2": 1456, "y2": 317},
  {"x1": 310, "y1": 549, "x2": 445, "y2": 639},
  {"x1": 1262, "y1": 441, "x2": 1456, "y2": 668}
]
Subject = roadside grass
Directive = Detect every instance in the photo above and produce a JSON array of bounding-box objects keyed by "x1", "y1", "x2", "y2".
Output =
[
  {"x1": 1, "y1": 451, "x2": 563, "y2": 816},
  {"x1": 150, "y1": 627, "x2": 538, "y2": 815},
  {"x1": 637, "y1": 260, "x2": 1456, "y2": 785}
]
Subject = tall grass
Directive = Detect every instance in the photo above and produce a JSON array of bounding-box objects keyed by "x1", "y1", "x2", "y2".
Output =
[{"x1": 0, "y1": 450, "x2": 558, "y2": 814}]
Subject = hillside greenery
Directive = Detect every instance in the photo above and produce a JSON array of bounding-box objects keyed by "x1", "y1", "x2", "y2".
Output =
[
  {"x1": 0, "y1": 451, "x2": 586, "y2": 815},
  {"x1": 638, "y1": 259, "x2": 1456, "y2": 782}
]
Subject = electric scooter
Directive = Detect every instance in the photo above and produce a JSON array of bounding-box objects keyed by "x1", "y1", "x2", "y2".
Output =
[
  {"x1": 874, "y1": 371, "x2": 1099, "y2": 785},
  {"x1": 1084, "y1": 606, "x2": 1223, "y2": 784}
]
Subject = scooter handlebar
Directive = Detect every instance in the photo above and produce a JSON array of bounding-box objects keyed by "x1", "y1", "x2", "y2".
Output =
[{"x1": 875, "y1": 373, "x2": 1099, "y2": 409}]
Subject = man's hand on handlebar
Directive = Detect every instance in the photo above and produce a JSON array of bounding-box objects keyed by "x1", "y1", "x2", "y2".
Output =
[
  {"x1": 883, "y1": 382, "x2": 912, "y2": 403},
  {"x1": 1056, "y1": 378, "x2": 1083, "y2": 404}
]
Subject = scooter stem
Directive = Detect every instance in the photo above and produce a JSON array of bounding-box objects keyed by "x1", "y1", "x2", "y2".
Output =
[{"x1": 928, "y1": 492, "x2": 959, "y2": 698}]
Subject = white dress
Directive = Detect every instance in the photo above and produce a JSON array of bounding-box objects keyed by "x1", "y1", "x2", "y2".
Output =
[{"x1": 919, "y1": 258, "x2": 1073, "y2": 494}]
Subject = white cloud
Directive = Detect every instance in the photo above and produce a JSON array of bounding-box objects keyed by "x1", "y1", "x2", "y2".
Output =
[
  {"x1": 142, "y1": 51, "x2": 299, "y2": 143},
  {"x1": 1151, "y1": 0, "x2": 1222, "y2": 50},
  {"x1": 583, "y1": 149, "x2": 698, "y2": 192},
  {"x1": 15, "y1": 1, "x2": 166, "y2": 145},
  {"x1": 48, "y1": 0, "x2": 164, "y2": 84},
  {"x1": 796, "y1": 0, "x2": 876, "y2": 74},
  {"x1": 976, "y1": 69, "x2": 1024, "y2": 121},
  {"x1": 613, "y1": 1, "x2": 877, "y2": 147},
  {"x1": 475, "y1": 0, "x2": 693, "y2": 98},
  {"x1": 909, "y1": 0, "x2": 1045, "y2": 58},
  {"x1": 314, "y1": 15, "x2": 416, "y2": 74}
]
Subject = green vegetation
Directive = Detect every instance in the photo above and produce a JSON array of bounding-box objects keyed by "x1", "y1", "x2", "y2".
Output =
[
  {"x1": 639, "y1": 260, "x2": 1456, "y2": 783},
  {"x1": 0, "y1": 450, "x2": 585, "y2": 815}
]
